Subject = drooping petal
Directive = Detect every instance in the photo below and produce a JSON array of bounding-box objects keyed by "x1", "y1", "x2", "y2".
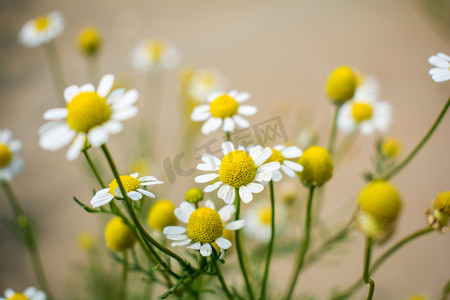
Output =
[
  {"x1": 223, "y1": 186, "x2": 235, "y2": 204},
  {"x1": 239, "y1": 186, "x2": 253, "y2": 203},
  {"x1": 281, "y1": 165, "x2": 296, "y2": 178},
  {"x1": 246, "y1": 182, "x2": 264, "y2": 193},
  {"x1": 187, "y1": 242, "x2": 201, "y2": 250},
  {"x1": 172, "y1": 239, "x2": 192, "y2": 247},
  {"x1": 283, "y1": 160, "x2": 303, "y2": 172},
  {"x1": 215, "y1": 237, "x2": 232, "y2": 249},
  {"x1": 128, "y1": 191, "x2": 143, "y2": 200},
  {"x1": 252, "y1": 147, "x2": 273, "y2": 166},
  {"x1": 201, "y1": 117, "x2": 222, "y2": 135},
  {"x1": 87, "y1": 126, "x2": 109, "y2": 147},
  {"x1": 200, "y1": 243, "x2": 212, "y2": 256},
  {"x1": 66, "y1": 133, "x2": 86, "y2": 161},
  {"x1": 218, "y1": 205, "x2": 236, "y2": 222},
  {"x1": 225, "y1": 219, "x2": 246, "y2": 230},
  {"x1": 223, "y1": 117, "x2": 235, "y2": 132},
  {"x1": 233, "y1": 115, "x2": 250, "y2": 128},
  {"x1": 137, "y1": 188, "x2": 155, "y2": 198},
  {"x1": 166, "y1": 234, "x2": 189, "y2": 241},
  {"x1": 39, "y1": 123, "x2": 76, "y2": 151}
]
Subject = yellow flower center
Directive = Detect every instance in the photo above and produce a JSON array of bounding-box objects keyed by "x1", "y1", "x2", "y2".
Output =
[
  {"x1": 258, "y1": 206, "x2": 272, "y2": 225},
  {"x1": 351, "y1": 102, "x2": 373, "y2": 123},
  {"x1": 78, "y1": 27, "x2": 101, "y2": 55},
  {"x1": 210, "y1": 94, "x2": 239, "y2": 119},
  {"x1": 0, "y1": 144, "x2": 12, "y2": 168},
  {"x1": 266, "y1": 148, "x2": 284, "y2": 163},
  {"x1": 433, "y1": 191, "x2": 450, "y2": 215},
  {"x1": 105, "y1": 217, "x2": 136, "y2": 251},
  {"x1": 66, "y1": 92, "x2": 111, "y2": 133},
  {"x1": 7, "y1": 293, "x2": 29, "y2": 300},
  {"x1": 187, "y1": 207, "x2": 223, "y2": 244},
  {"x1": 147, "y1": 199, "x2": 177, "y2": 231},
  {"x1": 381, "y1": 138, "x2": 402, "y2": 158},
  {"x1": 108, "y1": 175, "x2": 141, "y2": 197},
  {"x1": 147, "y1": 40, "x2": 165, "y2": 61},
  {"x1": 34, "y1": 16, "x2": 50, "y2": 31},
  {"x1": 219, "y1": 150, "x2": 257, "y2": 188},
  {"x1": 198, "y1": 74, "x2": 215, "y2": 88}
]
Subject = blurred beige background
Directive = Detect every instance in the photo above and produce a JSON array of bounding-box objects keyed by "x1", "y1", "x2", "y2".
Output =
[{"x1": 1, "y1": 0, "x2": 450, "y2": 299}]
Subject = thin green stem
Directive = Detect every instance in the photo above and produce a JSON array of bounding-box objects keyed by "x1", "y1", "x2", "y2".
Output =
[
  {"x1": 327, "y1": 105, "x2": 341, "y2": 157},
  {"x1": 83, "y1": 149, "x2": 106, "y2": 188},
  {"x1": 234, "y1": 188, "x2": 255, "y2": 300},
  {"x1": 440, "y1": 279, "x2": 450, "y2": 300},
  {"x1": 363, "y1": 237, "x2": 375, "y2": 300},
  {"x1": 120, "y1": 250, "x2": 129, "y2": 300},
  {"x1": 285, "y1": 186, "x2": 315, "y2": 300},
  {"x1": 212, "y1": 248, "x2": 234, "y2": 300},
  {"x1": 101, "y1": 144, "x2": 190, "y2": 270},
  {"x1": 382, "y1": 96, "x2": 450, "y2": 180},
  {"x1": 42, "y1": 41, "x2": 66, "y2": 106},
  {"x1": 226, "y1": 131, "x2": 231, "y2": 142},
  {"x1": 86, "y1": 54, "x2": 100, "y2": 84},
  {"x1": 259, "y1": 180, "x2": 276, "y2": 300},
  {"x1": 331, "y1": 227, "x2": 434, "y2": 300},
  {"x1": 1, "y1": 181, "x2": 54, "y2": 300}
]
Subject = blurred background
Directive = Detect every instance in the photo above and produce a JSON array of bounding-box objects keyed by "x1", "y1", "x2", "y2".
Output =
[{"x1": 1, "y1": 0, "x2": 450, "y2": 299}]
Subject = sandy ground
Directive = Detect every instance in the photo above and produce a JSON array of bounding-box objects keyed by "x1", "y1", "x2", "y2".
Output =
[{"x1": 1, "y1": 0, "x2": 450, "y2": 299}]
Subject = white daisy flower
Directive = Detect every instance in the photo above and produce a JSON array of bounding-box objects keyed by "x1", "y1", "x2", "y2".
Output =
[
  {"x1": 0, "y1": 286, "x2": 46, "y2": 300},
  {"x1": 0, "y1": 129, "x2": 24, "y2": 182},
  {"x1": 190, "y1": 90, "x2": 257, "y2": 135},
  {"x1": 354, "y1": 74, "x2": 379, "y2": 100},
  {"x1": 428, "y1": 53, "x2": 450, "y2": 82},
  {"x1": 188, "y1": 69, "x2": 227, "y2": 102},
  {"x1": 163, "y1": 200, "x2": 245, "y2": 257},
  {"x1": 19, "y1": 11, "x2": 65, "y2": 48},
  {"x1": 337, "y1": 97, "x2": 392, "y2": 136},
  {"x1": 195, "y1": 142, "x2": 280, "y2": 204},
  {"x1": 266, "y1": 145, "x2": 303, "y2": 182},
  {"x1": 244, "y1": 202, "x2": 286, "y2": 242},
  {"x1": 130, "y1": 39, "x2": 179, "y2": 73},
  {"x1": 90, "y1": 172, "x2": 163, "y2": 208},
  {"x1": 39, "y1": 74, "x2": 139, "y2": 160}
]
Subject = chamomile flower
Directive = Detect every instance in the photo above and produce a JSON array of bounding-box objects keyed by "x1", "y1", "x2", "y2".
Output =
[
  {"x1": 191, "y1": 90, "x2": 257, "y2": 134},
  {"x1": 428, "y1": 53, "x2": 450, "y2": 82},
  {"x1": 163, "y1": 200, "x2": 245, "y2": 257},
  {"x1": 90, "y1": 172, "x2": 162, "y2": 208},
  {"x1": 244, "y1": 202, "x2": 286, "y2": 242},
  {"x1": 0, "y1": 129, "x2": 24, "y2": 182},
  {"x1": 188, "y1": 69, "x2": 227, "y2": 102},
  {"x1": 19, "y1": 11, "x2": 65, "y2": 48},
  {"x1": 266, "y1": 145, "x2": 303, "y2": 182},
  {"x1": 0, "y1": 287, "x2": 46, "y2": 300},
  {"x1": 39, "y1": 74, "x2": 138, "y2": 160},
  {"x1": 130, "y1": 39, "x2": 179, "y2": 73},
  {"x1": 337, "y1": 97, "x2": 392, "y2": 135},
  {"x1": 195, "y1": 142, "x2": 280, "y2": 204}
]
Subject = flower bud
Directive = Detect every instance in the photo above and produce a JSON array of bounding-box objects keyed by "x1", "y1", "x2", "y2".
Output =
[
  {"x1": 78, "y1": 27, "x2": 101, "y2": 55},
  {"x1": 147, "y1": 199, "x2": 177, "y2": 231},
  {"x1": 297, "y1": 146, "x2": 333, "y2": 186},
  {"x1": 105, "y1": 217, "x2": 136, "y2": 251},
  {"x1": 185, "y1": 188, "x2": 204, "y2": 204},
  {"x1": 325, "y1": 66, "x2": 357, "y2": 104}
]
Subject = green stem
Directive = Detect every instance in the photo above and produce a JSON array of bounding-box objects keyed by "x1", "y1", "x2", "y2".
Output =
[
  {"x1": 100, "y1": 144, "x2": 190, "y2": 270},
  {"x1": 42, "y1": 41, "x2": 66, "y2": 106},
  {"x1": 382, "y1": 96, "x2": 450, "y2": 180},
  {"x1": 363, "y1": 237, "x2": 375, "y2": 300},
  {"x1": 212, "y1": 248, "x2": 234, "y2": 300},
  {"x1": 86, "y1": 54, "x2": 100, "y2": 84},
  {"x1": 83, "y1": 149, "x2": 106, "y2": 188},
  {"x1": 440, "y1": 279, "x2": 450, "y2": 300},
  {"x1": 234, "y1": 188, "x2": 255, "y2": 300},
  {"x1": 331, "y1": 227, "x2": 434, "y2": 300},
  {"x1": 285, "y1": 186, "x2": 315, "y2": 300},
  {"x1": 226, "y1": 131, "x2": 231, "y2": 142},
  {"x1": 120, "y1": 250, "x2": 129, "y2": 300},
  {"x1": 259, "y1": 180, "x2": 276, "y2": 300},
  {"x1": 327, "y1": 105, "x2": 341, "y2": 157},
  {"x1": 1, "y1": 181, "x2": 54, "y2": 300}
]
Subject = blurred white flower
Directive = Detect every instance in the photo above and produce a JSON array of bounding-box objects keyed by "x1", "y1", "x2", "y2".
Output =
[
  {"x1": 130, "y1": 39, "x2": 179, "y2": 72},
  {"x1": 0, "y1": 287, "x2": 46, "y2": 300},
  {"x1": 19, "y1": 11, "x2": 65, "y2": 47},
  {"x1": 428, "y1": 53, "x2": 450, "y2": 82},
  {"x1": 188, "y1": 69, "x2": 227, "y2": 102},
  {"x1": 0, "y1": 129, "x2": 24, "y2": 182},
  {"x1": 244, "y1": 202, "x2": 286, "y2": 242}
]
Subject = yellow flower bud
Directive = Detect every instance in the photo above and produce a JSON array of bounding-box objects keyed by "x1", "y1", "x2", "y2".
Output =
[
  {"x1": 297, "y1": 146, "x2": 333, "y2": 186},
  {"x1": 77, "y1": 232, "x2": 95, "y2": 252},
  {"x1": 381, "y1": 138, "x2": 402, "y2": 158},
  {"x1": 357, "y1": 180, "x2": 402, "y2": 224},
  {"x1": 104, "y1": 217, "x2": 136, "y2": 251},
  {"x1": 433, "y1": 191, "x2": 450, "y2": 215},
  {"x1": 185, "y1": 188, "x2": 204, "y2": 204},
  {"x1": 78, "y1": 27, "x2": 101, "y2": 55},
  {"x1": 325, "y1": 66, "x2": 357, "y2": 104},
  {"x1": 408, "y1": 294, "x2": 429, "y2": 300},
  {"x1": 147, "y1": 199, "x2": 177, "y2": 231}
]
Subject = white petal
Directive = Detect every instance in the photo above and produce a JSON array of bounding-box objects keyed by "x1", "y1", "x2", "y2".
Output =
[
  {"x1": 246, "y1": 182, "x2": 264, "y2": 193},
  {"x1": 97, "y1": 74, "x2": 115, "y2": 98},
  {"x1": 195, "y1": 173, "x2": 219, "y2": 183},
  {"x1": 258, "y1": 161, "x2": 280, "y2": 173},
  {"x1": 235, "y1": 92, "x2": 250, "y2": 103},
  {"x1": 8, "y1": 139, "x2": 23, "y2": 153},
  {"x1": 222, "y1": 141, "x2": 235, "y2": 155},
  {"x1": 64, "y1": 85, "x2": 80, "y2": 103},
  {"x1": 87, "y1": 126, "x2": 108, "y2": 147},
  {"x1": 137, "y1": 188, "x2": 155, "y2": 198},
  {"x1": 233, "y1": 115, "x2": 250, "y2": 128},
  {"x1": 187, "y1": 242, "x2": 201, "y2": 250},
  {"x1": 201, "y1": 117, "x2": 222, "y2": 135},
  {"x1": 139, "y1": 176, "x2": 156, "y2": 181},
  {"x1": 140, "y1": 180, "x2": 163, "y2": 186},
  {"x1": 163, "y1": 226, "x2": 187, "y2": 235},
  {"x1": 204, "y1": 181, "x2": 223, "y2": 193},
  {"x1": 39, "y1": 124, "x2": 75, "y2": 151},
  {"x1": 167, "y1": 234, "x2": 189, "y2": 241},
  {"x1": 218, "y1": 184, "x2": 232, "y2": 200},
  {"x1": 432, "y1": 73, "x2": 450, "y2": 82},
  {"x1": 32, "y1": 291, "x2": 46, "y2": 300},
  {"x1": 200, "y1": 243, "x2": 212, "y2": 256},
  {"x1": 24, "y1": 287, "x2": 37, "y2": 297},
  {"x1": 255, "y1": 172, "x2": 272, "y2": 182},
  {"x1": 112, "y1": 90, "x2": 139, "y2": 110},
  {"x1": 66, "y1": 133, "x2": 86, "y2": 161},
  {"x1": 281, "y1": 165, "x2": 296, "y2": 178},
  {"x1": 201, "y1": 153, "x2": 221, "y2": 169},
  {"x1": 180, "y1": 201, "x2": 195, "y2": 217},
  {"x1": 112, "y1": 106, "x2": 138, "y2": 121},
  {"x1": 225, "y1": 219, "x2": 246, "y2": 230},
  {"x1": 215, "y1": 237, "x2": 232, "y2": 249},
  {"x1": 191, "y1": 105, "x2": 211, "y2": 121},
  {"x1": 428, "y1": 55, "x2": 450, "y2": 68},
  {"x1": 239, "y1": 186, "x2": 253, "y2": 203},
  {"x1": 437, "y1": 52, "x2": 450, "y2": 62},
  {"x1": 114, "y1": 187, "x2": 123, "y2": 198},
  {"x1": 91, "y1": 188, "x2": 114, "y2": 207},
  {"x1": 218, "y1": 205, "x2": 236, "y2": 222},
  {"x1": 80, "y1": 83, "x2": 95, "y2": 92},
  {"x1": 128, "y1": 191, "x2": 143, "y2": 200},
  {"x1": 174, "y1": 207, "x2": 189, "y2": 223},
  {"x1": 252, "y1": 147, "x2": 273, "y2": 166},
  {"x1": 104, "y1": 121, "x2": 123, "y2": 134},
  {"x1": 204, "y1": 199, "x2": 215, "y2": 209},
  {"x1": 43, "y1": 108, "x2": 68, "y2": 120},
  {"x1": 238, "y1": 105, "x2": 257, "y2": 116},
  {"x1": 107, "y1": 88, "x2": 126, "y2": 105},
  {"x1": 272, "y1": 170, "x2": 283, "y2": 181},
  {"x1": 171, "y1": 239, "x2": 192, "y2": 247},
  {"x1": 207, "y1": 91, "x2": 225, "y2": 102},
  {"x1": 223, "y1": 117, "x2": 235, "y2": 132},
  {"x1": 284, "y1": 160, "x2": 303, "y2": 172},
  {"x1": 281, "y1": 146, "x2": 303, "y2": 159},
  {"x1": 224, "y1": 186, "x2": 235, "y2": 204},
  {"x1": 0, "y1": 129, "x2": 11, "y2": 143},
  {"x1": 130, "y1": 172, "x2": 139, "y2": 178}
]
